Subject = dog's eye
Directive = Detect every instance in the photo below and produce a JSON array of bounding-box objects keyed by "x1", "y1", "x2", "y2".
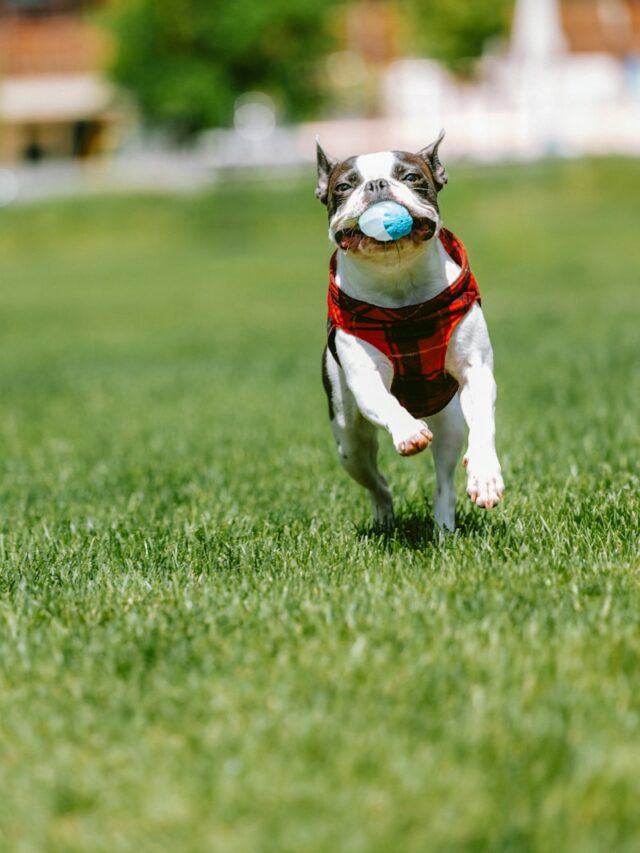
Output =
[
  {"x1": 335, "y1": 182, "x2": 352, "y2": 192},
  {"x1": 403, "y1": 173, "x2": 422, "y2": 183}
]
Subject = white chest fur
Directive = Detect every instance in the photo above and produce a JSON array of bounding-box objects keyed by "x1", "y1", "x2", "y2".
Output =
[{"x1": 335, "y1": 235, "x2": 462, "y2": 308}]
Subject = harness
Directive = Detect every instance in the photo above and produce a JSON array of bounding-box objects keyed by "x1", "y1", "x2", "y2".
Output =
[{"x1": 327, "y1": 228, "x2": 480, "y2": 419}]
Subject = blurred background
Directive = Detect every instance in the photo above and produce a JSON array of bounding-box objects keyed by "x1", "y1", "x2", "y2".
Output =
[
  {"x1": 1, "y1": 5, "x2": 640, "y2": 848},
  {"x1": 0, "y1": 0, "x2": 639, "y2": 199}
]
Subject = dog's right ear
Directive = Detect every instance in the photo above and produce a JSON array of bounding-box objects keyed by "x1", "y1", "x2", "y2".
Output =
[{"x1": 315, "y1": 138, "x2": 337, "y2": 205}]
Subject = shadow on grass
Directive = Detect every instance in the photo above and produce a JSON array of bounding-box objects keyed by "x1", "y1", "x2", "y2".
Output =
[{"x1": 356, "y1": 501, "x2": 509, "y2": 551}]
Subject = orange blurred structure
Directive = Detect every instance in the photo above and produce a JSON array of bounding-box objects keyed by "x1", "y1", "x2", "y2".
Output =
[
  {"x1": 561, "y1": 0, "x2": 640, "y2": 55},
  {"x1": 0, "y1": 0, "x2": 122, "y2": 161}
]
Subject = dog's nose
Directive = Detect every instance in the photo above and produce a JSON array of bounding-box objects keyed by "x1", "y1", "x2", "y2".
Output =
[{"x1": 365, "y1": 178, "x2": 389, "y2": 194}]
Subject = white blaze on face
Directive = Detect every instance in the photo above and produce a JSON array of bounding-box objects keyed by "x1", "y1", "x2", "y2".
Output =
[
  {"x1": 329, "y1": 152, "x2": 397, "y2": 235},
  {"x1": 354, "y1": 151, "x2": 396, "y2": 182}
]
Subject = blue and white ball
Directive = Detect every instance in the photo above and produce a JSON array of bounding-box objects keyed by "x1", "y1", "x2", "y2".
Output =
[{"x1": 358, "y1": 201, "x2": 413, "y2": 242}]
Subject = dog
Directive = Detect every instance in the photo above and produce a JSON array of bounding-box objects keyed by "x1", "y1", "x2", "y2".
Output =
[{"x1": 317, "y1": 131, "x2": 504, "y2": 531}]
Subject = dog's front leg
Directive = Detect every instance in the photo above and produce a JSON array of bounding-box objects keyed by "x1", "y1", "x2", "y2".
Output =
[
  {"x1": 335, "y1": 330, "x2": 432, "y2": 456},
  {"x1": 459, "y1": 363, "x2": 504, "y2": 508},
  {"x1": 446, "y1": 304, "x2": 504, "y2": 508}
]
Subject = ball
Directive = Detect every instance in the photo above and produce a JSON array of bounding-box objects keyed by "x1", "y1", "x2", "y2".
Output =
[{"x1": 358, "y1": 201, "x2": 413, "y2": 242}]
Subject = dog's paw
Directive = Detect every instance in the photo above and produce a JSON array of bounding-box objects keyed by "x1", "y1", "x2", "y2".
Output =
[
  {"x1": 372, "y1": 499, "x2": 395, "y2": 530},
  {"x1": 392, "y1": 418, "x2": 433, "y2": 457},
  {"x1": 434, "y1": 487, "x2": 456, "y2": 532},
  {"x1": 463, "y1": 452, "x2": 504, "y2": 509}
]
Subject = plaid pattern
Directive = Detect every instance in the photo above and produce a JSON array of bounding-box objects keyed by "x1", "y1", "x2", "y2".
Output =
[{"x1": 327, "y1": 227, "x2": 480, "y2": 418}]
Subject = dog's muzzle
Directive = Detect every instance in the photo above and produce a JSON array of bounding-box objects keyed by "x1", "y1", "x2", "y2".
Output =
[{"x1": 334, "y1": 212, "x2": 439, "y2": 251}]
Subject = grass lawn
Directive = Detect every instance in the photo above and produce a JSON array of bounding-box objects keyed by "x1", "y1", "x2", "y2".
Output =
[{"x1": 0, "y1": 158, "x2": 638, "y2": 852}]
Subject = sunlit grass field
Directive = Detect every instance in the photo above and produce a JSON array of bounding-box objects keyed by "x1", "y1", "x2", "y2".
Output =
[{"x1": 0, "y1": 158, "x2": 638, "y2": 852}]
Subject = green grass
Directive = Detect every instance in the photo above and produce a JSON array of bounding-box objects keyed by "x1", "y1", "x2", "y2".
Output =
[{"x1": 0, "y1": 158, "x2": 638, "y2": 852}]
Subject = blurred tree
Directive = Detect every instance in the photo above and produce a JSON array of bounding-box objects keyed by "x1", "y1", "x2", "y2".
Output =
[
  {"x1": 401, "y1": 0, "x2": 514, "y2": 74},
  {"x1": 107, "y1": 0, "x2": 340, "y2": 138}
]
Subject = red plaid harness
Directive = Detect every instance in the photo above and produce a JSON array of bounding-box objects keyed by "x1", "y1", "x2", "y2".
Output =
[{"x1": 327, "y1": 228, "x2": 480, "y2": 419}]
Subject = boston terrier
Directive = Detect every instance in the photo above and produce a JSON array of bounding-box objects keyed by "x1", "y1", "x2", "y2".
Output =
[{"x1": 317, "y1": 131, "x2": 504, "y2": 531}]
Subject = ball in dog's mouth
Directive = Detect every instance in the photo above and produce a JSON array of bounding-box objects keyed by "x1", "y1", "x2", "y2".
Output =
[{"x1": 335, "y1": 217, "x2": 437, "y2": 252}]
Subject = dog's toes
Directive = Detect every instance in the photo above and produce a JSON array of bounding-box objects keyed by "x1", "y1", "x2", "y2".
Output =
[
  {"x1": 397, "y1": 428, "x2": 432, "y2": 456},
  {"x1": 392, "y1": 417, "x2": 432, "y2": 456},
  {"x1": 468, "y1": 478, "x2": 504, "y2": 509},
  {"x1": 372, "y1": 499, "x2": 395, "y2": 530},
  {"x1": 465, "y1": 456, "x2": 504, "y2": 509},
  {"x1": 475, "y1": 491, "x2": 499, "y2": 509}
]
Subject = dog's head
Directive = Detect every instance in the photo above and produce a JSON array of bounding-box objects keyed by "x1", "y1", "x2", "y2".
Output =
[{"x1": 316, "y1": 131, "x2": 448, "y2": 259}]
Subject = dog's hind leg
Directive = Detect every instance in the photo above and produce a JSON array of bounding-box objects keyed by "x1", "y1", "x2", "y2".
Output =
[
  {"x1": 429, "y1": 393, "x2": 465, "y2": 531},
  {"x1": 323, "y1": 347, "x2": 394, "y2": 528},
  {"x1": 333, "y1": 414, "x2": 395, "y2": 529}
]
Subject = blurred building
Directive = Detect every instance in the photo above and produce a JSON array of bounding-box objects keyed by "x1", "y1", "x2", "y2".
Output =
[
  {"x1": 378, "y1": 0, "x2": 640, "y2": 159},
  {"x1": 2, "y1": 0, "x2": 639, "y2": 197},
  {"x1": 0, "y1": 0, "x2": 121, "y2": 161},
  {"x1": 201, "y1": 0, "x2": 640, "y2": 174},
  {"x1": 561, "y1": 0, "x2": 640, "y2": 55}
]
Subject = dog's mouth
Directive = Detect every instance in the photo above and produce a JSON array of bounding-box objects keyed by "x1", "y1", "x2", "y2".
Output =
[{"x1": 334, "y1": 217, "x2": 437, "y2": 252}]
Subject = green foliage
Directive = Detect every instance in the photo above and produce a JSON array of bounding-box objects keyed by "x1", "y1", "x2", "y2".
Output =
[
  {"x1": 106, "y1": 0, "x2": 516, "y2": 135},
  {"x1": 402, "y1": 0, "x2": 514, "y2": 73},
  {"x1": 0, "y1": 160, "x2": 639, "y2": 849},
  {"x1": 107, "y1": 0, "x2": 339, "y2": 136}
]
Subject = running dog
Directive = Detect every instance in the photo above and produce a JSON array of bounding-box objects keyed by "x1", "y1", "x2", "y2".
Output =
[{"x1": 318, "y1": 132, "x2": 504, "y2": 530}]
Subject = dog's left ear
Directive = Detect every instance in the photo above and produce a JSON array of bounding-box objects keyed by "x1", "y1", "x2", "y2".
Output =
[
  {"x1": 315, "y1": 138, "x2": 338, "y2": 205},
  {"x1": 417, "y1": 129, "x2": 448, "y2": 192}
]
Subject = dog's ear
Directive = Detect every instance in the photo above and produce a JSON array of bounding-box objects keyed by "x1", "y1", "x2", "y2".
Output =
[
  {"x1": 417, "y1": 129, "x2": 448, "y2": 192},
  {"x1": 315, "y1": 138, "x2": 337, "y2": 205}
]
